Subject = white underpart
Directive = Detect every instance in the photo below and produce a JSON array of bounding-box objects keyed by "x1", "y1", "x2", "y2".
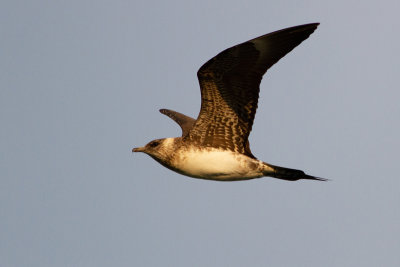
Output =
[{"x1": 172, "y1": 148, "x2": 265, "y2": 180}]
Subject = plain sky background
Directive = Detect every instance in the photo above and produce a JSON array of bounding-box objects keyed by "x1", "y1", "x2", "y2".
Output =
[{"x1": 1, "y1": 0, "x2": 399, "y2": 266}]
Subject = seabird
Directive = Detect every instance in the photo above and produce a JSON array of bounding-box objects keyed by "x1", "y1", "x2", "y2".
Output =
[{"x1": 133, "y1": 23, "x2": 326, "y2": 181}]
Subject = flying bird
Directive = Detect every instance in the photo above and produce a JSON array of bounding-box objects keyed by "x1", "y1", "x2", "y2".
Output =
[{"x1": 133, "y1": 23, "x2": 326, "y2": 182}]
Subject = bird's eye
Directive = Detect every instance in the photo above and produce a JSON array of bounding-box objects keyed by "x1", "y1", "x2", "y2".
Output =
[{"x1": 149, "y1": 141, "x2": 160, "y2": 147}]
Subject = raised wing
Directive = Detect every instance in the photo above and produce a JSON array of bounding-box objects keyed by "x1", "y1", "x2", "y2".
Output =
[
  {"x1": 187, "y1": 23, "x2": 319, "y2": 156},
  {"x1": 159, "y1": 109, "x2": 196, "y2": 137}
]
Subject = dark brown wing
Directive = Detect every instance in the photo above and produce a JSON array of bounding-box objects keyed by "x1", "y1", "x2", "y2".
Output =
[
  {"x1": 187, "y1": 23, "x2": 319, "y2": 157},
  {"x1": 159, "y1": 109, "x2": 196, "y2": 137}
]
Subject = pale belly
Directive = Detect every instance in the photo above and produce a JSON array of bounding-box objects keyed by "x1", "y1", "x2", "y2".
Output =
[{"x1": 170, "y1": 149, "x2": 264, "y2": 181}]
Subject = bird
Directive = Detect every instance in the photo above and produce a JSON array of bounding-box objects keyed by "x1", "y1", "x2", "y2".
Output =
[{"x1": 132, "y1": 23, "x2": 326, "y2": 182}]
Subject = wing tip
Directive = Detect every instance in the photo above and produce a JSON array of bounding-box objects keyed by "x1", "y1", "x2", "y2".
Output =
[{"x1": 159, "y1": 108, "x2": 169, "y2": 114}]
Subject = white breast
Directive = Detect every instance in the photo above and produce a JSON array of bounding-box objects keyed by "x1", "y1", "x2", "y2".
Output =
[{"x1": 172, "y1": 148, "x2": 263, "y2": 180}]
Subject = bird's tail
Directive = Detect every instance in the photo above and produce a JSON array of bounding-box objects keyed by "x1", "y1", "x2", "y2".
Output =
[{"x1": 263, "y1": 163, "x2": 327, "y2": 181}]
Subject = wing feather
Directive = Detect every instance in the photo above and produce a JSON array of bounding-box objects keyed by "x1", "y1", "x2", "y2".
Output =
[
  {"x1": 187, "y1": 23, "x2": 319, "y2": 156},
  {"x1": 159, "y1": 109, "x2": 196, "y2": 137}
]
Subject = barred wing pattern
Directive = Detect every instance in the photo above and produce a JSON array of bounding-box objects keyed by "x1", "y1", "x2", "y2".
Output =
[{"x1": 187, "y1": 23, "x2": 319, "y2": 157}]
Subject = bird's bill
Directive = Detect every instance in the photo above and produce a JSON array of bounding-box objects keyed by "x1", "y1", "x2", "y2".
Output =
[{"x1": 132, "y1": 147, "x2": 145, "y2": 152}]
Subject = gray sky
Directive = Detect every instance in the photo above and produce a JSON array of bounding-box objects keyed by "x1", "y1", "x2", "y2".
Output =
[{"x1": 1, "y1": 0, "x2": 399, "y2": 266}]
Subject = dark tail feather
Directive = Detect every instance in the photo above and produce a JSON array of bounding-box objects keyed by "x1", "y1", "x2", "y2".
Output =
[{"x1": 265, "y1": 164, "x2": 328, "y2": 182}]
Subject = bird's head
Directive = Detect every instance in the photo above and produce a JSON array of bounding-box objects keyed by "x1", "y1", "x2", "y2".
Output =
[{"x1": 132, "y1": 138, "x2": 175, "y2": 162}]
